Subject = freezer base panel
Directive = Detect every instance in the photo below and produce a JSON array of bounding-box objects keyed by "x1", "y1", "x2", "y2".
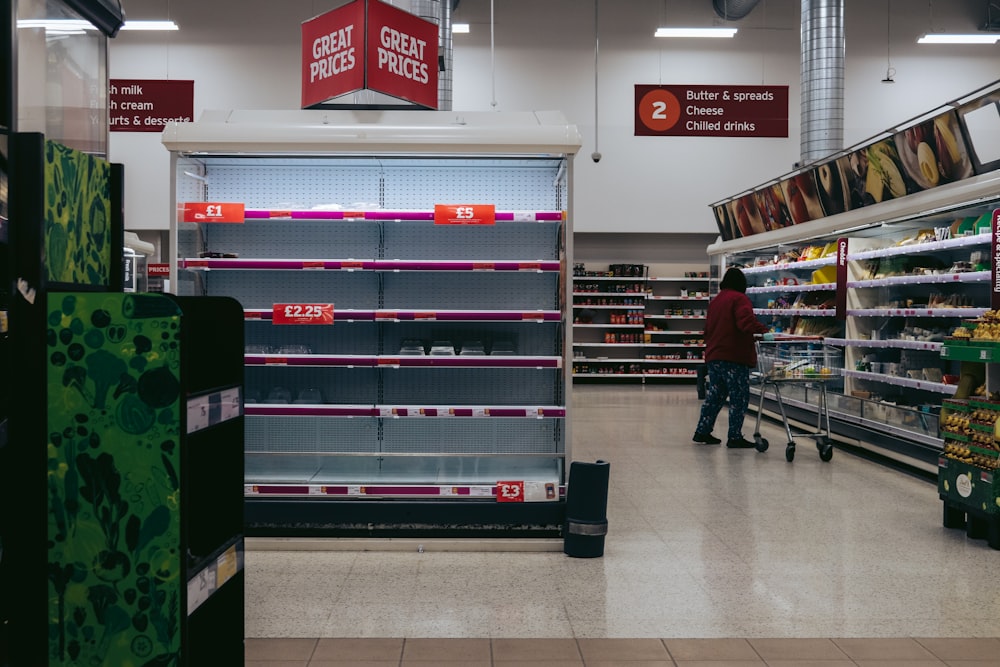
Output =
[{"x1": 245, "y1": 499, "x2": 567, "y2": 538}]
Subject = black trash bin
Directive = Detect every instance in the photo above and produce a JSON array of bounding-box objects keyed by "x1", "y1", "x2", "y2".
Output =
[{"x1": 563, "y1": 460, "x2": 610, "y2": 558}]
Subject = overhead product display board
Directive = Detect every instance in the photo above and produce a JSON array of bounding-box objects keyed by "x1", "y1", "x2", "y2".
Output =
[{"x1": 163, "y1": 109, "x2": 581, "y2": 536}]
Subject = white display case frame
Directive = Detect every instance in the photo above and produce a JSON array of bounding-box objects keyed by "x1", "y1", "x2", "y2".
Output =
[{"x1": 163, "y1": 110, "x2": 581, "y2": 516}]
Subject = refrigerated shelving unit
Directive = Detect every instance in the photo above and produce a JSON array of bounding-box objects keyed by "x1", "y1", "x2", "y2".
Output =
[
  {"x1": 164, "y1": 110, "x2": 581, "y2": 536},
  {"x1": 709, "y1": 172, "x2": 1000, "y2": 475}
]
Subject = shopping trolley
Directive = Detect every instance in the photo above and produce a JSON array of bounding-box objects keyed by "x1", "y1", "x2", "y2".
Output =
[{"x1": 751, "y1": 335, "x2": 843, "y2": 462}]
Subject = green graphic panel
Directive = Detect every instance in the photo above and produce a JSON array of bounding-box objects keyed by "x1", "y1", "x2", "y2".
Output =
[
  {"x1": 47, "y1": 293, "x2": 183, "y2": 666},
  {"x1": 45, "y1": 141, "x2": 111, "y2": 286}
]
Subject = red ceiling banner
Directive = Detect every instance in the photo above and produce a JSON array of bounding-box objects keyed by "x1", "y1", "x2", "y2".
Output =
[
  {"x1": 301, "y1": 0, "x2": 438, "y2": 109},
  {"x1": 110, "y1": 80, "x2": 194, "y2": 132},
  {"x1": 301, "y1": 2, "x2": 366, "y2": 108},
  {"x1": 366, "y1": 0, "x2": 439, "y2": 109},
  {"x1": 635, "y1": 84, "x2": 789, "y2": 138}
]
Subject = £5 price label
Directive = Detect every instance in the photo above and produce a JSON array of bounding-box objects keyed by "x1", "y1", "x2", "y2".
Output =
[
  {"x1": 496, "y1": 480, "x2": 525, "y2": 502},
  {"x1": 434, "y1": 203, "x2": 496, "y2": 225},
  {"x1": 272, "y1": 303, "x2": 334, "y2": 325}
]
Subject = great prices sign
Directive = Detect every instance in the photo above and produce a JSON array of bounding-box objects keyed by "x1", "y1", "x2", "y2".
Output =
[{"x1": 301, "y1": 0, "x2": 438, "y2": 109}]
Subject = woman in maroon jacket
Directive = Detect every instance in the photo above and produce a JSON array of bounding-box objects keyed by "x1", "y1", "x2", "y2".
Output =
[{"x1": 693, "y1": 267, "x2": 769, "y2": 448}]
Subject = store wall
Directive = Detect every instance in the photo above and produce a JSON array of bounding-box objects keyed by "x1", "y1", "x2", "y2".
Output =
[{"x1": 109, "y1": 0, "x2": 997, "y2": 246}]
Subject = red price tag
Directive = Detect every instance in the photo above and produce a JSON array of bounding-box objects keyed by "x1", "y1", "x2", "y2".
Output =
[
  {"x1": 496, "y1": 481, "x2": 525, "y2": 503},
  {"x1": 272, "y1": 303, "x2": 334, "y2": 325},
  {"x1": 181, "y1": 202, "x2": 245, "y2": 223},
  {"x1": 434, "y1": 204, "x2": 496, "y2": 225}
]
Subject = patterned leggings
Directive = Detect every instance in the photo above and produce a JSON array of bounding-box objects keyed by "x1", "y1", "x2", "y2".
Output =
[{"x1": 695, "y1": 360, "x2": 752, "y2": 440}]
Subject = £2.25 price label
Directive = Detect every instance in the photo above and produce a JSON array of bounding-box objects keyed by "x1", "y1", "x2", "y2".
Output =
[
  {"x1": 496, "y1": 480, "x2": 525, "y2": 503},
  {"x1": 272, "y1": 303, "x2": 334, "y2": 325},
  {"x1": 434, "y1": 204, "x2": 496, "y2": 225}
]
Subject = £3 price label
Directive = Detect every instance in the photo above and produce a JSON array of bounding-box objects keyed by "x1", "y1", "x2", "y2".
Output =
[
  {"x1": 272, "y1": 303, "x2": 334, "y2": 325},
  {"x1": 496, "y1": 480, "x2": 525, "y2": 503},
  {"x1": 434, "y1": 204, "x2": 496, "y2": 225}
]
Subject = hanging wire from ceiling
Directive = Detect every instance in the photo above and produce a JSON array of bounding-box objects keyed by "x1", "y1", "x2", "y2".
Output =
[
  {"x1": 592, "y1": 0, "x2": 601, "y2": 163},
  {"x1": 883, "y1": 0, "x2": 895, "y2": 82},
  {"x1": 490, "y1": 0, "x2": 497, "y2": 109}
]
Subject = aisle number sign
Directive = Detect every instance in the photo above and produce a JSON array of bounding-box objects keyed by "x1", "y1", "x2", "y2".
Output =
[
  {"x1": 181, "y1": 202, "x2": 245, "y2": 224},
  {"x1": 635, "y1": 84, "x2": 788, "y2": 137},
  {"x1": 272, "y1": 303, "x2": 335, "y2": 325},
  {"x1": 434, "y1": 204, "x2": 496, "y2": 225}
]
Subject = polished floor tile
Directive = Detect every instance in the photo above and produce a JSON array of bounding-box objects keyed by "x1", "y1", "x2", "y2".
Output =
[{"x1": 244, "y1": 386, "x2": 1000, "y2": 665}]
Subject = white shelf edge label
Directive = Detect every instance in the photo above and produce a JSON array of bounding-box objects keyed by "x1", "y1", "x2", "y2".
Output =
[{"x1": 187, "y1": 387, "x2": 244, "y2": 434}]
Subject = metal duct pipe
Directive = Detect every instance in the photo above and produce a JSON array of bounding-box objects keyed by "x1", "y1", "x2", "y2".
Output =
[
  {"x1": 411, "y1": 0, "x2": 453, "y2": 110},
  {"x1": 800, "y1": 0, "x2": 845, "y2": 163},
  {"x1": 712, "y1": 0, "x2": 762, "y2": 20}
]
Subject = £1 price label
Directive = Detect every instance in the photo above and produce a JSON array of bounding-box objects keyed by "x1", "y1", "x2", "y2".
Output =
[
  {"x1": 434, "y1": 204, "x2": 496, "y2": 225},
  {"x1": 496, "y1": 480, "x2": 525, "y2": 503},
  {"x1": 272, "y1": 303, "x2": 334, "y2": 325},
  {"x1": 181, "y1": 202, "x2": 245, "y2": 223}
]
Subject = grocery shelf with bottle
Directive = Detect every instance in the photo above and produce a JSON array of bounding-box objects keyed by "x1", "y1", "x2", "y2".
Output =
[
  {"x1": 711, "y1": 195, "x2": 1000, "y2": 473},
  {"x1": 707, "y1": 79, "x2": 1000, "y2": 473},
  {"x1": 572, "y1": 263, "x2": 710, "y2": 381}
]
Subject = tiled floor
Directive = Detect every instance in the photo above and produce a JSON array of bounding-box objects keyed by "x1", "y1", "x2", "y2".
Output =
[{"x1": 245, "y1": 386, "x2": 1000, "y2": 665}]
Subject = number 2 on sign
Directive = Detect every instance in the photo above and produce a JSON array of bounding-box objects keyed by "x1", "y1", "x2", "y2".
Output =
[{"x1": 497, "y1": 480, "x2": 525, "y2": 502}]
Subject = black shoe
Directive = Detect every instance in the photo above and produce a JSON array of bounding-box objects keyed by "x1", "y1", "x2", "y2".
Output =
[
  {"x1": 727, "y1": 437, "x2": 756, "y2": 449},
  {"x1": 693, "y1": 432, "x2": 722, "y2": 445}
]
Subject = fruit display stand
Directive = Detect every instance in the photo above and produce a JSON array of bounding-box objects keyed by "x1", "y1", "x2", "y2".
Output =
[{"x1": 938, "y1": 321, "x2": 1000, "y2": 549}]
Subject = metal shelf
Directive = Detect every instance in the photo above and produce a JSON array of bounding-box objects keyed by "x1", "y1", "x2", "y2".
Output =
[
  {"x1": 849, "y1": 231, "x2": 991, "y2": 261},
  {"x1": 848, "y1": 271, "x2": 989, "y2": 288},
  {"x1": 182, "y1": 258, "x2": 560, "y2": 272},
  {"x1": 245, "y1": 404, "x2": 566, "y2": 418},
  {"x1": 754, "y1": 308, "x2": 837, "y2": 316},
  {"x1": 245, "y1": 354, "x2": 562, "y2": 368},
  {"x1": 747, "y1": 283, "x2": 836, "y2": 294},
  {"x1": 842, "y1": 369, "x2": 957, "y2": 395},
  {"x1": 847, "y1": 308, "x2": 987, "y2": 318},
  {"x1": 242, "y1": 208, "x2": 564, "y2": 222},
  {"x1": 245, "y1": 308, "x2": 560, "y2": 322},
  {"x1": 824, "y1": 337, "x2": 943, "y2": 351},
  {"x1": 741, "y1": 256, "x2": 836, "y2": 274}
]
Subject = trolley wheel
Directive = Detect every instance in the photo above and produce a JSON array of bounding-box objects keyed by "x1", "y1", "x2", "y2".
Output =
[
  {"x1": 819, "y1": 443, "x2": 834, "y2": 462},
  {"x1": 785, "y1": 443, "x2": 795, "y2": 462},
  {"x1": 754, "y1": 434, "x2": 769, "y2": 452}
]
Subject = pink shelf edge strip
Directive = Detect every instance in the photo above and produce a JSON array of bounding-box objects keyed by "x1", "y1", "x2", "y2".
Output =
[{"x1": 242, "y1": 210, "x2": 564, "y2": 221}]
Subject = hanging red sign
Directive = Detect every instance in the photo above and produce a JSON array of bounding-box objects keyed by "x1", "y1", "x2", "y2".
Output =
[
  {"x1": 181, "y1": 202, "x2": 245, "y2": 224},
  {"x1": 301, "y1": 1, "x2": 365, "y2": 108},
  {"x1": 272, "y1": 303, "x2": 335, "y2": 325},
  {"x1": 434, "y1": 204, "x2": 496, "y2": 225},
  {"x1": 635, "y1": 84, "x2": 789, "y2": 137},
  {"x1": 301, "y1": 0, "x2": 438, "y2": 109},
  {"x1": 365, "y1": 0, "x2": 439, "y2": 109}
]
